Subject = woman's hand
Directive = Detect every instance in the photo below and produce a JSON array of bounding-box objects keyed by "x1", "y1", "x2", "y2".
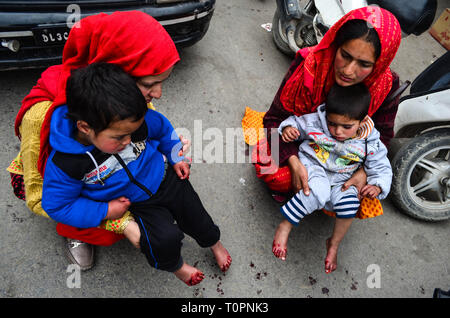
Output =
[
  {"x1": 287, "y1": 155, "x2": 310, "y2": 195},
  {"x1": 341, "y1": 167, "x2": 367, "y2": 198}
]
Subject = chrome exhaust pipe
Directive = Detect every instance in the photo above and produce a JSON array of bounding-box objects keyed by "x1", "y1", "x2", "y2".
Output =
[{"x1": 1, "y1": 39, "x2": 20, "y2": 52}]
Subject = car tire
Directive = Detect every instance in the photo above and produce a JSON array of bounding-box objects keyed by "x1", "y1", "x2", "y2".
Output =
[
  {"x1": 272, "y1": 10, "x2": 295, "y2": 57},
  {"x1": 391, "y1": 130, "x2": 450, "y2": 221}
]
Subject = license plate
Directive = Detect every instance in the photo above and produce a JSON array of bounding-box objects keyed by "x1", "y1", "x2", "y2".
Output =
[{"x1": 33, "y1": 26, "x2": 70, "y2": 46}]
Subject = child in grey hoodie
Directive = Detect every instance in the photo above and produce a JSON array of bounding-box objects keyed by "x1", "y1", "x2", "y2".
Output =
[{"x1": 272, "y1": 83, "x2": 392, "y2": 270}]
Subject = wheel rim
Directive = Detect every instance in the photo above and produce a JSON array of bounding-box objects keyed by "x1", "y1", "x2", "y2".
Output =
[
  {"x1": 406, "y1": 145, "x2": 450, "y2": 211},
  {"x1": 277, "y1": 16, "x2": 289, "y2": 43}
]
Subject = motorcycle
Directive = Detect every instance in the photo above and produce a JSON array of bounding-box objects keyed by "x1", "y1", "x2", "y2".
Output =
[
  {"x1": 391, "y1": 51, "x2": 450, "y2": 221},
  {"x1": 272, "y1": 0, "x2": 438, "y2": 56}
]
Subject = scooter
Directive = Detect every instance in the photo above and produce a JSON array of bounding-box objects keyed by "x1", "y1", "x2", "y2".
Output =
[
  {"x1": 273, "y1": 0, "x2": 438, "y2": 55},
  {"x1": 391, "y1": 51, "x2": 450, "y2": 221}
]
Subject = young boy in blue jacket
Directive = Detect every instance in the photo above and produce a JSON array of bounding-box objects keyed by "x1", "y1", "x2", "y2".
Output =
[{"x1": 42, "y1": 62, "x2": 231, "y2": 286}]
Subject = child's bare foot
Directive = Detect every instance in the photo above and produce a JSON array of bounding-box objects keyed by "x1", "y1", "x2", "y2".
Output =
[
  {"x1": 325, "y1": 238, "x2": 338, "y2": 274},
  {"x1": 210, "y1": 241, "x2": 232, "y2": 272},
  {"x1": 174, "y1": 263, "x2": 205, "y2": 286},
  {"x1": 272, "y1": 220, "x2": 293, "y2": 260},
  {"x1": 123, "y1": 220, "x2": 140, "y2": 249}
]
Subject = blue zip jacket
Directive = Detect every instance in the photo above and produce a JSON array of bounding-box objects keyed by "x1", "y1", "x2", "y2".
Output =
[{"x1": 42, "y1": 105, "x2": 183, "y2": 228}]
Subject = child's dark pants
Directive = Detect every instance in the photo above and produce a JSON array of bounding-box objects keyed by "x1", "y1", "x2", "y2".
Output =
[{"x1": 130, "y1": 166, "x2": 220, "y2": 272}]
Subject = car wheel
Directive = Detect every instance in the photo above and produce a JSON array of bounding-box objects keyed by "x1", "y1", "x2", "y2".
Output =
[
  {"x1": 391, "y1": 130, "x2": 450, "y2": 221},
  {"x1": 272, "y1": 9, "x2": 295, "y2": 57}
]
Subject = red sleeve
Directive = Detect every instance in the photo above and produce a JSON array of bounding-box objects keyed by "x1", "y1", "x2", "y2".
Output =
[{"x1": 263, "y1": 54, "x2": 305, "y2": 166}]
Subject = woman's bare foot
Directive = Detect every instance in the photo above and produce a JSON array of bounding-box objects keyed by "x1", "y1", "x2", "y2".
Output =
[
  {"x1": 325, "y1": 238, "x2": 338, "y2": 274},
  {"x1": 174, "y1": 263, "x2": 205, "y2": 286},
  {"x1": 211, "y1": 241, "x2": 232, "y2": 272},
  {"x1": 272, "y1": 220, "x2": 293, "y2": 260}
]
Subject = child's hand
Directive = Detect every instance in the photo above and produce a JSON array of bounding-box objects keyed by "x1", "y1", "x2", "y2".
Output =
[
  {"x1": 360, "y1": 184, "x2": 381, "y2": 199},
  {"x1": 173, "y1": 161, "x2": 190, "y2": 180},
  {"x1": 282, "y1": 126, "x2": 300, "y2": 143},
  {"x1": 178, "y1": 134, "x2": 191, "y2": 156},
  {"x1": 106, "y1": 196, "x2": 131, "y2": 219}
]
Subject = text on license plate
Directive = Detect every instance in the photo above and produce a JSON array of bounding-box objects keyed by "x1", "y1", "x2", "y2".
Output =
[{"x1": 34, "y1": 28, "x2": 70, "y2": 46}]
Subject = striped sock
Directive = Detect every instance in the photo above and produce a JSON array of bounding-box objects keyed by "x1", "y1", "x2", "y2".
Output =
[
  {"x1": 334, "y1": 195, "x2": 360, "y2": 218},
  {"x1": 281, "y1": 193, "x2": 310, "y2": 225}
]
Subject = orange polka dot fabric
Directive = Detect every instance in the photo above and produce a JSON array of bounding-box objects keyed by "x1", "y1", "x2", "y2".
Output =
[
  {"x1": 357, "y1": 197, "x2": 384, "y2": 219},
  {"x1": 242, "y1": 107, "x2": 266, "y2": 146}
]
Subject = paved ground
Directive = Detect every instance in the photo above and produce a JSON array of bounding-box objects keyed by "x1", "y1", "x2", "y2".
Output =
[{"x1": 0, "y1": 0, "x2": 448, "y2": 301}]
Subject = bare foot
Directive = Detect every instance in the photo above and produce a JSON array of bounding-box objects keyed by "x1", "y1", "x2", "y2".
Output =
[
  {"x1": 325, "y1": 238, "x2": 338, "y2": 274},
  {"x1": 272, "y1": 220, "x2": 293, "y2": 260},
  {"x1": 211, "y1": 241, "x2": 232, "y2": 272},
  {"x1": 123, "y1": 220, "x2": 140, "y2": 249},
  {"x1": 174, "y1": 263, "x2": 205, "y2": 286}
]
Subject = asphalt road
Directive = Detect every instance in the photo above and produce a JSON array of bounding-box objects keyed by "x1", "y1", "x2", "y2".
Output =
[{"x1": 0, "y1": 0, "x2": 449, "y2": 301}]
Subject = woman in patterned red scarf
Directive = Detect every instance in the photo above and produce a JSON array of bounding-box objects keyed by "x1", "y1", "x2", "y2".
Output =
[
  {"x1": 258, "y1": 6, "x2": 402, "y2": 273},
  {"x1": 9, "y1": 11, "x2": 231, "y2": 282}
]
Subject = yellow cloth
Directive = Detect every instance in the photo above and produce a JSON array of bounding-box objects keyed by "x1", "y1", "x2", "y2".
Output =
[
  {"x1": 99, "y1": 211, "x2": 135, "y2": 234},
  {"x1": 241, "y1": 106, "x2": 266, "y2": 145},
  {"x1": 13, "y1": 101, "x2": 52, "y2": 217},
  {"x1": 6, "y1": 101, "x2": 155, "y2": 230},
  {"x1": 7, "y1": 152, "x2": 23, "y2": 175}
]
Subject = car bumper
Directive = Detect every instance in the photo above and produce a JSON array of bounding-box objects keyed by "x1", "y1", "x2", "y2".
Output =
[{"x1": 0, "y1": 0, "x2": 215, "y2": 71}]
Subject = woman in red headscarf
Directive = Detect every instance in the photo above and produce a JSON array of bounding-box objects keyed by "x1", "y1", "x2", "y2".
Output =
[
  {"x1": 256, "y1": 6, "x2": 402, "y2": 273},
  {"x1": 9, "y1": 11, "x2": 231, "y2": 283}
]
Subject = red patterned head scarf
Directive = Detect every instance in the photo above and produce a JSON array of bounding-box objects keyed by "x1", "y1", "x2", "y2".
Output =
[
  {"x1": 279, "y1": 6, "x2": 401, "y2": 117},
  {"x1": 15, "y1": 11, "x2": 180, "y2": 175}
]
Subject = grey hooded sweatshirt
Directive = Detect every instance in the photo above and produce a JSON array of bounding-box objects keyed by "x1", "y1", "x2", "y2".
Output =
[{"x1": 278, "y1": 104, "x2": 392, "y2": 199}]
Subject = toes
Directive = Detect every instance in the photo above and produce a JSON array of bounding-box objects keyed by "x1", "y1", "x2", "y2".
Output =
[
  {"x1": 324, "y1": 259, "x2": 337, "y2": 274},
  {"x1": 185, "y1": 271, "x2": 205, "y2": 286},
  {"x1": 211, "y1": 245, "x2": 232, "y2": 272},
  {"x1": 272, "y1": 242, "x2": 287, "y2": 260},
  {"x1": 221, "y1": 255, "x2": 232, "y2": 272},
  {"x1": 325, "y1": 261, "x2": 331, "y2": 274},
  {"x1": 211, "y1": 242, "x2": 232, "y2": 273}
]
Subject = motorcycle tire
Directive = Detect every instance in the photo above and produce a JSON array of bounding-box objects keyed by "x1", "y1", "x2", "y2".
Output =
[
  {"x1": 272, "y1": 9, "x2": 295, "y2": 57},
  {"x1": 390, "y1": 130, "x2": 450, "y2": 221}
]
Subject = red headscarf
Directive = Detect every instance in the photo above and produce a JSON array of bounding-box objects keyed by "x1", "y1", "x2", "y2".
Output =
[
  {"x1": 15, "y1": 11, "x2": 180, "y2": 176},
  {"x1": 279, "y1": 6, "x2": 401, "y2": 117}
]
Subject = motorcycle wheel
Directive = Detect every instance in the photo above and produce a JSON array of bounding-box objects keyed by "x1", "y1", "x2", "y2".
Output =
[
  {"x1": 391, "y1": 130, "x2": 450, "y2": 221},
  {"x1": 272, "y1": 9, "x2": 295, "y2": 57}
]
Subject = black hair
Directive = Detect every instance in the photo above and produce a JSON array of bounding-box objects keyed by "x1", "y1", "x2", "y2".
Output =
[
  {"x1": 326, "y1": 82, "x2": 371, "y2": 121},
  {"x1": 335, "y1": 19, "x2": 381, "y2": 60},
  {"x1": 66, "y1": 62, "x2": 148, "y2": 133}
]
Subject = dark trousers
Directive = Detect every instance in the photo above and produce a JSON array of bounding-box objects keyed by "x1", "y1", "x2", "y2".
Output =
[{"x1": 130, "y1": 167, "x2": 220, "y2": 272}]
